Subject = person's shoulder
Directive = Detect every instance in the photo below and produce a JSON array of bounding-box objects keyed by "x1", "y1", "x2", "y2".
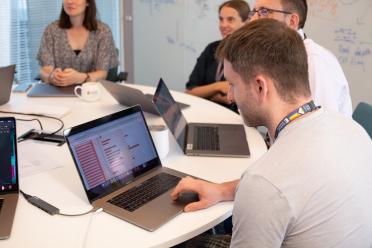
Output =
[
  {"x1": 207, "y1": 40, "x2": 222, "y2": 49},
  {"x1": 96, "y1": 21, "x2": 112, "y2": 34},
  {"x1": 44, "y1": 20, "x2": 60, "y2": 33},
  {"x1": 304, "y1": 38, "x2": 338, "y2": 61},
  {"x1": 201, "y1": 40, "x2": 222, "y2": 54}
]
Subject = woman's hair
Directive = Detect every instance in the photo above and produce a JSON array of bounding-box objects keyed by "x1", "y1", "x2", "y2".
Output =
[
  {"x1": 59, "y1": 0, "x2": 98, "y2": 31},
  {"x1": 219, "y1": 0, "x2": 250, "y2": 22}
]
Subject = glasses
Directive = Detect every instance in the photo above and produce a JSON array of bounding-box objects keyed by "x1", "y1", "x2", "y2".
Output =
[{"x1": 248, "y1": 7, "x2": 292, "y2": 19}]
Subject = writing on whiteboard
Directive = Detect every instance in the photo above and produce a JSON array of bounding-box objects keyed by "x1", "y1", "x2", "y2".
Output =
[
  {"x1": 139, "y1": 0, "x2": 176, "y2": 15},
  {"x1": 335, "y1": 27, "x2": 371, "y2": 71}
]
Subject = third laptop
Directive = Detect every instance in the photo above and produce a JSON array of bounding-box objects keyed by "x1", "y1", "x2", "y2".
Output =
[{"x1": 152, "y1": 79, "x2": 250, "y2": 157}]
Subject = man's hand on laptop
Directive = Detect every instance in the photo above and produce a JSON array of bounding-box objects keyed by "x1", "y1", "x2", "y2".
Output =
[{"x1": 171, "y1": 177, "x2": 226, "y2": 212}]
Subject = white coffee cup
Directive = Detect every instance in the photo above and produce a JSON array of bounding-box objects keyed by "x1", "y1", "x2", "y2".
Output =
[
  {"x1": 149, "y1": 125, "x2": 169, "y2": 159},
  {"x1": 74, "y1": 82, "x2": 101, "y2": 102}
]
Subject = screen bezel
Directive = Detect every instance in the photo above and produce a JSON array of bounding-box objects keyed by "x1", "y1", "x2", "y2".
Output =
[
  {"x1": 64, "y1": 105, "x2": 161, "y2": 203},
  {"x1": 152, "y1": 78, "x2": 188, "y2": 150},
  {"x1": 0, "y1": 117, "x2": 19, "y2": 194}
]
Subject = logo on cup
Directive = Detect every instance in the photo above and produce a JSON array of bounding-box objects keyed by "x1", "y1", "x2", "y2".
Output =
[{"x1": 74, "y1": 82, "x2": 102, "y2": 102}]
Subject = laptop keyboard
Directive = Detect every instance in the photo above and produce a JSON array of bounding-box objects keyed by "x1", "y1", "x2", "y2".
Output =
[
  {"x1": 194, "y1": 126, "x2": 220, "y2": 151},
  {"x1": 0, "y1": 199, "x2": 3, "y2": 212},
  {"x1": 108, "y1": 173, "x2": 181, "y2": 212}
]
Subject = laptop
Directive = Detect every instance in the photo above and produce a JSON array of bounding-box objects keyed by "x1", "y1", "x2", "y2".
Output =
[
  {"x1": 0, "y1": 117, "x2": 19, "y2": 239},
  {"x1": 0, "y1": 65, "x2": 16, "y2": 106},
  {"x1": 64, "y1": 105, "x2": 192, "y2": 231},
  {"x1": 153, "y1": 79, "x2": 250, "y2": 157},
  {"x1": 27, "y1": 83, "x2": 76, "y2": 97},
  {"x1": 100, "y1": 80, "x2": 189, "y2": 115}
]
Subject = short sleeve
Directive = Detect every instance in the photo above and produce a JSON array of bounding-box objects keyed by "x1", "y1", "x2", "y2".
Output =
[
  {"x1": 37, "y1": 23, "x2": 56, "y2": 67},
  {"x1": 231, "y1": 173, "x2": 293, "y2": 248},
  {"x1": 95, "y1": 24, "x2": 119, "y2": 71}
]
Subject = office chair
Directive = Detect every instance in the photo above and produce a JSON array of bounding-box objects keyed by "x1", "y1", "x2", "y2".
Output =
[
  {"x1": 106, "y1": 67, "x2": 128, "y2": 82},
  {"x1": 106, "y1": 47, "x2": 128, "y2": 82},
  {"x1": 352, "y1": 102, "x2": 372, "y2": 139}
]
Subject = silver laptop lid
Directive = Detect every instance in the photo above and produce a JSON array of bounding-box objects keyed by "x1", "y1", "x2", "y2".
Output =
[
  {"x1": 100, "y1": 80, "x2": 159, "y2": 115},
  {"x1": 0, "y1": 65, "x2": 16, "y2": 106},
  {"x1": 152, "y1": 78, "x2": 187, "y2": 150},
  {"x1": 27, "y1": 83, "x2": 76, "y2": 97},
  {"x1": 64, "y1": 105, "x2": 161, "y2": 202},
  {"x1": 0, "y1": 117, "x2": 19, "y2": 194}
]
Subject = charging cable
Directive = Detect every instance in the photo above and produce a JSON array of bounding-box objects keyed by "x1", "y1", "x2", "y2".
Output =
[
  {"x1": 0, "y1": 110, "x2": 64, "y2": 136},
  {"x1": 81, "y1": 208, "x2": 103, "y2": 248},
  {"x1": 20, "y1": 190, "x2": 98, "y2": 217}
]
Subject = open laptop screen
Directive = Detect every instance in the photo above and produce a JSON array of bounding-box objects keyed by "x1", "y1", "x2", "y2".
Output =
[
  {"x1": 65, "y1": 106, "x2": 160, "y2": 202},
  {"x1": 153, "y1": 79, "x2": 187, "y2": 149},
  {"x1": 0, "y1": 117, "x2": 19, "y2": 194}
]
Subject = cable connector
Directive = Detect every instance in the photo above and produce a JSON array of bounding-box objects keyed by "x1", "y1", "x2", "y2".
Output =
[{"x1": 21, "y1": 190, "x2": 60, "y2": 215}]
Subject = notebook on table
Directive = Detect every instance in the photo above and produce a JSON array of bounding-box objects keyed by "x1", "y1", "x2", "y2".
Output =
[
  {"x1": 64, "y1": 105, "x2": 192, "y2": 231},
  {"x1": 152, "y1": 79, "x2": 250, "y2": 157},
  {"x1": 0, "y1": 117, "x2": 19, "y2": 239},
  {"x1": 100, "y1": 80, "x2": 189, "y2": 115}
]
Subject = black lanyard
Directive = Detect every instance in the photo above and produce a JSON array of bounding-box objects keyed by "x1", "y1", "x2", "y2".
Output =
[{"x1": 274, "y1": 100, "x2": 320, "y2": 140}]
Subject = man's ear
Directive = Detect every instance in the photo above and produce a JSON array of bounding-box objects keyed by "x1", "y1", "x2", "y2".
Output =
[
  {"x1": 288, "y1": 13, "x2": 300, "y2": 30},
  {"x1": 253, "y1": 74, "x2": 269, "y2": 103}
]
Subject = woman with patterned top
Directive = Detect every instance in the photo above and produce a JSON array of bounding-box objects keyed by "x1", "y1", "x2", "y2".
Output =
[{"x1": 37, "y1": 0, "x2": 118, "y2": 86}]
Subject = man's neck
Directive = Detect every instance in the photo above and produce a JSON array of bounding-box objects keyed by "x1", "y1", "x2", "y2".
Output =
[{"x1": 267, "y1": 98, "x2": 313, "y2": 141}]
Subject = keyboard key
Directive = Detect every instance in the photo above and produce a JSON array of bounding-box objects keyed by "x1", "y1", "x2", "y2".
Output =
[
  {"x1": 108, "y1": 173, "x2": 181, "y2": 212},
  {"x1": 194, "y1": 126, "x2": 220, "y2": 151}
]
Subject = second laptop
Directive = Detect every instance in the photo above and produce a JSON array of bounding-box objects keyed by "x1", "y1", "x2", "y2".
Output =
[{"x1": 152, "y1": 79, "x2": 250, "y2": 157}]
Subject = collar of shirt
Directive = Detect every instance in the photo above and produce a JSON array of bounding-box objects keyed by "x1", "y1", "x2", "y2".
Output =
[{"x1": 297, "y1": 29, "x2": 305, "y2": 40}]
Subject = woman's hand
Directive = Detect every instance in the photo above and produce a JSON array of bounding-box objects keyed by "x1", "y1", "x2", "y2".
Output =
[{"x1": 51, "y1": 68, "x2": 87, "y2": 86}]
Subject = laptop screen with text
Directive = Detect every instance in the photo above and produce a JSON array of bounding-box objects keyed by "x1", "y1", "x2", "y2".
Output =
[{"x1": 65, "y1": 109, "x2": 160, "y2": 202}]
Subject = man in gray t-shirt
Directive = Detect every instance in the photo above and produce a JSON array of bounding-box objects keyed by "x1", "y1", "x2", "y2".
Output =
[{"x1": 171, "y1": 19, "x2": 372, "y2": 248}]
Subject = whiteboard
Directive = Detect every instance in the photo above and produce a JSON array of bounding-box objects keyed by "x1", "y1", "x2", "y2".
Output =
[
  {"x1": 132, "y1": 0, "x2": 230, "y2": 90},
  {"x1": 306, "y1": 0, "x2": 372, "y2": 107},
  {"x1": 132, "y1": 0, "x2": 372, "y2": 107}
]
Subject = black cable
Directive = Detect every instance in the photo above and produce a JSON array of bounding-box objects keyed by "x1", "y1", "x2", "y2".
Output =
[
  {"x1": 0, "y1": 110, "x2": 64, "y2": 135},
  {"x1": 20, "y1": 190, "x2": 98, "y2": 217},
  {"x1": 16, "y1": 118, "x2": 44, "y2": 131}
]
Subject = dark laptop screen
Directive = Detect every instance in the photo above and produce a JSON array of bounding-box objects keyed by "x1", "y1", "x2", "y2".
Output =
[
  {"x1": 153, "y1": 79, "x2": 187, "y2": 149},
  {"x1": 0, "y1": 117, "x2": 19, "y2": 194},
  {"x1": 65, "y1": 107, "x2": 160, "y2": 202}
]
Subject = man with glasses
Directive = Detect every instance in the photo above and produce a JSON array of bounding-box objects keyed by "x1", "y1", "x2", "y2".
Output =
[{"x1": 249, "y1": 0, "x2": 352, "y2": 118}]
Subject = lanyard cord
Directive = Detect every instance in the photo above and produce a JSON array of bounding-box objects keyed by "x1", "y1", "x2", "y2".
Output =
[{"x1": 274, "y1": 100, "x2": 320, "y2": 140}]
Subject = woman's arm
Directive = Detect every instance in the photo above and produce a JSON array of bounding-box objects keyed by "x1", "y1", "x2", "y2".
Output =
[{"x1": 186, "y1": 80, "x2": 229, "y2": 99}]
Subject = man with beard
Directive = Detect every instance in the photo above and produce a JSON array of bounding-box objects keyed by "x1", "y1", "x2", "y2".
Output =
[{"x1": 172, "y1": 19, "x2": 372, "y2": 248}]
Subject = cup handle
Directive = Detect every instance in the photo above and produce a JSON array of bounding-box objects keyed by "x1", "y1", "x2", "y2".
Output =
[{"x1": 74, "y1": 86, "x2": 83, "y2": 98}]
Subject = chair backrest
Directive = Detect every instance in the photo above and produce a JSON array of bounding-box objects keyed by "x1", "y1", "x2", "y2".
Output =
[
  {"x1": 352, "y1": 102, "x2": 372, "y2": 139},
  {"x1": 105, "y1": 48, "x2": 128, "y2": 82},
  {"x1": 106, "y1": 67, "x2": 118, "y2": 82}
]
